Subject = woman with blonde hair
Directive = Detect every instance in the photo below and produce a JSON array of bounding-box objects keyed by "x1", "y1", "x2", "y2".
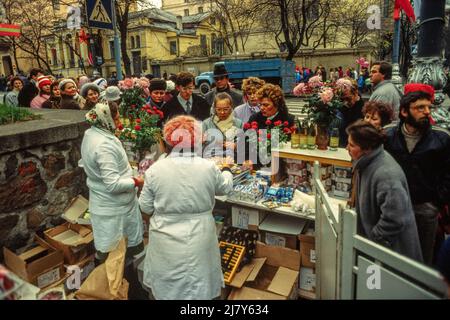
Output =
[
  {"x1": 139, "y1": 115, "x2": 233, "y2": 300},
  {"x1": 234, "y1": 77, "x2": 266, "y2": 123}
]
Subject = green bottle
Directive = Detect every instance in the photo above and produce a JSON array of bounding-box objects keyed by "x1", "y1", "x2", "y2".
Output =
[
  {"x1": 299, "y1": 120, "x2": 308, "y2": 149},
  {"x1": 307, "y1": 124, "x2": 316, "y2": 149},
  {"x1": 329, "y1": 127, "x2": 339, "y2": 151}
]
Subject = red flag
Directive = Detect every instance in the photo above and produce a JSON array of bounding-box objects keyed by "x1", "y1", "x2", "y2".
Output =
[
  {"x1": 394, "y1": 0, "x2": 416, "y2": 21},
  {"x1": 0, "y1": 24, "x2": 21, "y2": 37},
  {"x1": 79, "y1": 29, "x2": 89, "y2": 44}
]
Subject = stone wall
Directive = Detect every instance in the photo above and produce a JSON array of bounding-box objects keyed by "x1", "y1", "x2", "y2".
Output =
[{"x1": 0, "y1": 109, "x2": 89, "y2": 261}]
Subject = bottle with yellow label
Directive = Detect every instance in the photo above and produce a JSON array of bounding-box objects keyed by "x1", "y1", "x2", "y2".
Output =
[
  {"x1": 329, "y1": 127, "x2": 339, "y2": 151},
  {"x1": 307, "y1": 124, "x2": 316, "y2": 149}
]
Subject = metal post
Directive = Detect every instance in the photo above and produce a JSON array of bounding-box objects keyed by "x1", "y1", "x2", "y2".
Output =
[
  {"x1": 408, "y1": 0, "x2": 449, "y2": 128},
  {"x1": 391, "y1": 18, "x2": 403, "y2": 90},
  {"x1": 111, "y1": 0, "x2": 123, "y2": 80}
]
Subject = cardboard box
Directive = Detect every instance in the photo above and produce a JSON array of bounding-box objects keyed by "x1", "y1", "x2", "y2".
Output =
[
  {"x1": 228, "y1": 242, "x2": 300, "y2": 300},
  {"x1": 63, "y1": 195, "x2": 91, "y2": 225},
  {"x1": 298, "y1": 226, "x2": 316, "y2": 268},
  {"x1": 44, "y1": 222, "x2": 94, "y2": 265},
  {"x1": 259, "y1": 214, "x2": 306, "y2": 250},
  {"x1": 3, "y1": 236, "x2": 64, "y2": 289},
  {"x1": 232, "y1": 206, "x2": 267, "y2": 230}
]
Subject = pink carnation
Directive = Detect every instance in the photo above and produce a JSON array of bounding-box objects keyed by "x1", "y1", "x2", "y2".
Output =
[
  {"x1": 119, "y1": 78, "x2": 134, "y2": 90},
  {"x1": 308, "y1": 75, "x2": 323, "y2": 88},
  {"x1": 293, "y1": 83, "x2": 306, "y2": 96},
  {"x1": 319, "y1": 87, "x2": 334, "y2": 104}
]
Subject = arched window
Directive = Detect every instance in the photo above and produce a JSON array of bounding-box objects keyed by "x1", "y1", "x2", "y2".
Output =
[
  {"x1": 136, "y1": 35, "x2": 140, "y2": 48},
  {"x1": 131, "y1": 36, "x2": 135, "y2": 49}
]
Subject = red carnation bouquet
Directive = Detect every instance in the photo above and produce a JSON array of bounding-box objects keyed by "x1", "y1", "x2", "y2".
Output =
[
  {"x1": 243, "y1": 119, "x2": 295, "y2": 155},
  {"x1": 116, "y1": 82, "x2": 163, "y2": 155}
]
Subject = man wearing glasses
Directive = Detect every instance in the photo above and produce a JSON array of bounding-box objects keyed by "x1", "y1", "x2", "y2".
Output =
[
  {"x1": 161, "y1": 72, "x2": 210, "y2": 123},
  {"x1": 204, "y1": 63, "x2": 244, "y2": 109},
  {"x1": 384, "y1": 83, "x2": 450, "y2": 266}
]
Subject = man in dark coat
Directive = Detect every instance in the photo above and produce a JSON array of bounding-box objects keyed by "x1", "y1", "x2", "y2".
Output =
[
  {"x1": 384, "y1": 84, "x2": 450, "y2": 265},
  {"x1": 160, "y1": 72, "x2": 210, "y2": 123},
  {"x1": 18, "y1": 68, "x2": 44, "y2": 107},
  {"x1": 204, "y1": 63, "x2": 244, "y2": 110}
]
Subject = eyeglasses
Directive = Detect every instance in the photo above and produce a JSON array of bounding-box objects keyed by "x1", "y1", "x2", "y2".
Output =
[
  {"x1": 411, "y1": 105, "x2": 432, "y2": 113},
  {"x1": 181, "y1": 86, "x2": 195, "y2": 91}
]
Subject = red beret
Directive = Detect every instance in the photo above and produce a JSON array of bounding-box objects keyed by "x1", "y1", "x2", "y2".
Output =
[{"x1": 404, "y1": 83, "x2": 435, "y2": 103}]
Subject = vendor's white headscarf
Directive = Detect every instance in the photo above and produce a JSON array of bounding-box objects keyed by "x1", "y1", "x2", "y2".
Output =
[{"x1": 85, "y1": 103, "x2": 116, "y2": 133}]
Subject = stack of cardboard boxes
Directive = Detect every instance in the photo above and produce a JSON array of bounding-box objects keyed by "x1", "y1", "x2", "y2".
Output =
[{"x1": 3, "y1": 196, "x2": 95, "y2": 299}]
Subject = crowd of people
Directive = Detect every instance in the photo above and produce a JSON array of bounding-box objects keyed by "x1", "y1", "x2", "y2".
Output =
[
  {"x1": 2, "y1": 59, "x2": 450, "y2": 299},
  {"x1": 295, "y1": 65, "x2": 372, "y2": 94}
]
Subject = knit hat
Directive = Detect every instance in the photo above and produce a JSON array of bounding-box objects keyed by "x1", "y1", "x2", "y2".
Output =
[
  {"x1": 93, "y1": 78, "x2": 108, "y2": 91},
  {"x1": 37, "y1": 76, "x2": 52, "y2": 89},
  {"x1": 59, "y1": 79, "x2": 77, "y2": 91},
  {"x1": 404, "y1": 83, "x2": 435, "y2": 103},
  {"x1": 103, "y1": 86, "x2": 121, "y2": 102},
  {"x1": 149, "y1": 78, "x2": 167, "y2": 92},
  {"x1": 80, "y1": 83, "x2": 101, "y2": 99}
]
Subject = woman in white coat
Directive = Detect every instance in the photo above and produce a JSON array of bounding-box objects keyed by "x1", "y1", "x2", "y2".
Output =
[
  {"x1": 139, "y1": 115, "x2": 234, "y2": 300},
  {"x1": 80, "y1": 102, "x2": 145, "y2": 264}
]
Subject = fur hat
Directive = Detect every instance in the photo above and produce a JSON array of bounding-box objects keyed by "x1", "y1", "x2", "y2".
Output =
[
  {"x1": 149, "y1": 78, "x2": 167, "y2": 92},
  {"x1": 80, "y1": 83, "x2": 101, "y2": 99},
  {"x1": 59, "y1": 79, "x2": 77, "y2": 91}
]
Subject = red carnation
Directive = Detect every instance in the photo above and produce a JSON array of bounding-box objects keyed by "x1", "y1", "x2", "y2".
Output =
[
  {"x1": 92, "y1": 114, "x2": 97, "y2": 119},
  {"x1": 251, "y1": 121, "x2": 258, "y2": 127},
  {"x1": 283, "y1": 127, "x2": 291, "y2": 134},
  {"x1": 117, "y1": 124, "x2": 124, "y2": 130},
  {"x1": 243, "y1": 123, "x2": 251, "y2": 129},
  {"x1": 267, "y1": 133, "x2": 271, "y2": 139},
  {"x1": 252, "y1": 124, "x2": 258, "y2": 130},
  {"x1": 258, "y1": 129, "x2": 263, "y2": 135},
  {"x1": 135, "y1": 125, "x2": 141, "y2": 131},
  {"x1": 274, "y1": 120, "x2": 282, "y2": 126},
  {"x1": 153, "y1": 106, "x2": 158, "y2": 111},
  {"x1": 265, "y1": 119, "x2": 272, "y2": 126},
  {"x1": 283, "y1": 121, "x2": 289, "y2": 127},
  {"x1": 136, "y1": 118, "x2": 141, "y2": 123},
  {"x1": 146, "y1": 109, "x2": 152, "y2": 114}
]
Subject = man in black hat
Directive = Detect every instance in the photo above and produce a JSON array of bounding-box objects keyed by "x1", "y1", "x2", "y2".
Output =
[{"x1": 205, "y1": 63, "x2": 244, "y2": 110}]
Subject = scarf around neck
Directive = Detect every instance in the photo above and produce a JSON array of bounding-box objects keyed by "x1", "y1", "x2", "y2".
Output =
[{"x1": 213, "y1": 113, "x2": 235, "y2": 133}]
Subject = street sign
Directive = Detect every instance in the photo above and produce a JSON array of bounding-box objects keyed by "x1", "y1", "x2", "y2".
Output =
[{"x1": 86, "y1": 0, "x2": 113, "y2": 30}]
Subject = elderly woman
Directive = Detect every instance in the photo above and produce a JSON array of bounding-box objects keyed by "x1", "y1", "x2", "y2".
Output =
[
  {"x1": 346, "y1": 120, "x2": 422, "y2": 261},
  {"x1": 234, "y1": 77, "x2": 266, "y2": 123},
  {"x1": 362, "y1": 100, "x2": 394, "y2": 129},
  {"x1": 147, "y1": 78, "x2": 167, "y2": 109},
  {"x1": 80, "y1": 102, "x2": 145, "y2": 265},
  {"x1": 203, "y1": 92, "x2": 243, "y2": 159},
  {"x1": 337, "y1": 77, "x2": 364, "y2": 147},
  {"x1": 59, "y1": 79, "x2": 82, "y2": 109},
  {"x1": 139, "y1": 115, "x2": 233, "y2": 300},
  {"x1": 5, "y1": 77, "x2": 23, "y2": 107},
  {"x1": 80, "y1": 83, "x2": 101, "y2": 110},
  {"x1": 42, "y1": 81, "x2": 61, "y2": 109}
]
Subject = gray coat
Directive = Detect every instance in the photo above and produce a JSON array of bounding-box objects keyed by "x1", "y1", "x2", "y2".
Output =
[
  {"x1": 353, "y1": 146, "x2": 423, "y2": 262},
  {"x1": 369, "y1": 80, "x2": 402, "y2": 119}
]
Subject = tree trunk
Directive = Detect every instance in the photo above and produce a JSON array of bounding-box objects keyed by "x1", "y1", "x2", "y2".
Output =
[{"x1": 120, "y1": 26, "x2": 131, "y2": 76}]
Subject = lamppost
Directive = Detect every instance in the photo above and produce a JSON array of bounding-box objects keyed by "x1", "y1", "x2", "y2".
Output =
[{"x1": 408, "y1": 0, "x2": 449, "y2": 128}]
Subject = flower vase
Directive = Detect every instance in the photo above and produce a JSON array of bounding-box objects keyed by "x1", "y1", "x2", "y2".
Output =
[
  {"x1": 316, "y1": 125, "x2": 329, "y2": 150},
  {"x1": 122, "y1": 141, "x2": 140, "y2": 165}
]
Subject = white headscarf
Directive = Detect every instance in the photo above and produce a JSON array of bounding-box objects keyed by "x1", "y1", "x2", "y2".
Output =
[{"x1": 85, "y1": 103, "x2": 116, "y2": 133}]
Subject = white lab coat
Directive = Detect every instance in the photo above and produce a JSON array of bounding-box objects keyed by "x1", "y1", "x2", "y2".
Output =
[
  {"x1": 139, "y1": 151, "x2": 233, "y2": 300},
  {"x1": 80, "y1": 127, "x2": 143, "y2": 252}
]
